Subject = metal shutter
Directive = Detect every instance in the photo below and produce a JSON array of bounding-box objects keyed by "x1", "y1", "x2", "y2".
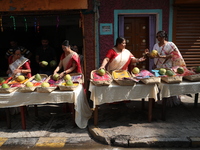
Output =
[{"x1": 173, "y1": 6, "x2": 200, "y2": 67}]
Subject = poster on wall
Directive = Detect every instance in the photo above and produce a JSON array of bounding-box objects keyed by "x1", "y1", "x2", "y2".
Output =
[{"x1": 100, "y1": 23, "x2": 113, "y2": 35}]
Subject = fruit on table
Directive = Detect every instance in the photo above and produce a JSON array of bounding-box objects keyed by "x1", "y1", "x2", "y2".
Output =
[
  {"x1": 65, "y1": 80, "x2": 73, "y2": 86},
  {"x1": 16, "y1": 75, "x2": 25, "y2": 82},
  {"x1": 41, "y1": 82, "x2": 50, "y2": 87},
  {"x1": 132, "y1": 67, "x2": 140, "y2": 74},
  {"x1": 50, "y1": 60, "x2": 57, "y2": 67},
  {"x1": 35, "y1": 74, "x2": 42, "y2": 81},
  {"x1": 97, "y1": 68, "x2": 106, "y2": 76},
  {"x1": 2, "y1": 83, "x2": 10, "y2": 88},
  {"x1": 166, "y1": 70, "x2": 174, "y2": 76},
  {"x1": 177, "y1": 67, "x2": 184, "y2": 74},
  {"x1": 150, "y1": 50, "x2": 158, "y2": 57},
  {"x1": 53, "y1": 74, "x2": 60, "y2": 81},
  {"x1": 64, "y1": 74, "x2": 72, "y2": 81},
  {"x1": 41, "y1": 61, "x2": 48, "y2": 66},
  {"x1": 26, "y1": 82, "x2": 34, "y2": 87},
  {"x1": 159, "y1": 68, "x2": 166, "y2": 75},
  {"x1": 0, "y1": 77, "x2": 5, "y2": 83}
]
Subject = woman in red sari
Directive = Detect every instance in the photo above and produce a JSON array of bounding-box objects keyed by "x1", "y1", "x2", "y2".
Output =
[
  {"x1": 100, "y1": 37, "x2": 146, "y2": 71},
  {"x1": 7, "y1": 49, "x2": 31, "y2": 78},
  {"x1": 53, "y1": 40, "x2": 82, "y2": 77}
]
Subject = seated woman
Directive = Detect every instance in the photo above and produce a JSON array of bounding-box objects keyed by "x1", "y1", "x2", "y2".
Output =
[
  {"x1": 100, "y1": 37, "x2": 146, "y2": 71},
  {"x1": 53, "y1": 40, "x2": 82, "y2": 77},
  {"x1": 6, "y1": 49, "x2": 32, "y2": 115},
  {"x1": 7, "y1": 49, "x2": 31, "y2": 78}
]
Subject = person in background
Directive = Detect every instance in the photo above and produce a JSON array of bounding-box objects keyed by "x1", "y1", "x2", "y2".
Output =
[
  {"x1": 53, "y1": 40, "x2": 82, "y2": 78},
  {"x1": 99, "y1": 37, "x2": 146, "y2": 72},
  {"x1": 5, "y1": 40, "x2": 32, "y2": 59},
  {"x1": 145, "y1": 30, "x2": 186, "y2": 106},
  {"x1": 72, "y1": 44, "x2": 84, "y2": 73},
  {"x1": 7, "y1": 49, "x2": 31, "y2": 78},
  {"x1": 35, "y1": 38, "x2": 57, "y2": 76}
]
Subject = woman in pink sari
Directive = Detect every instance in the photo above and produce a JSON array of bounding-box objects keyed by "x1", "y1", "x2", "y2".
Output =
[
  {"x1": 53, "y1": 40, "x2": 82, "y2": 77},
  {"x1": 100, "y1": 37, "x2": 146, "y2": 71}
]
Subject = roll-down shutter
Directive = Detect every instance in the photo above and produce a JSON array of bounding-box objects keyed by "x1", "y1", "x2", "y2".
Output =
[{"x1": 173, "y1": 6, "x2": 200, "y2": 67}]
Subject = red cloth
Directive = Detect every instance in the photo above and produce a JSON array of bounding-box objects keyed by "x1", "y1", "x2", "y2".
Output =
[
  {"x1": 8, "y1": 56, "x2": 32, "y2": 78},
  {"x1": 60, "y1": 53, "x2": 82, "y2": 73}
]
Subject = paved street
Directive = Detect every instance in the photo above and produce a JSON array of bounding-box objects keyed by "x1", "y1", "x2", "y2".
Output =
[{"x1": 0, "y1": 94, "x2": 200, "y2": 149}]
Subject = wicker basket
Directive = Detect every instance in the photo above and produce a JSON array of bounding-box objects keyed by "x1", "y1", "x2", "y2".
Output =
[
  {"x1": 69, "y1": 73, "x2": 84, "y2": 84},
  {"x1": 112, "y1": 70, "x2": 136, "y2": 86},
  {"x1": 0, "y1": 87, "x2": 18, "y2": 93},
  {"x1": 26, "y1": 74, "x2": 48, "y2": 83},
  {"x1": 58, "y1": 83, "x2": 79, "y2": 91},
  {"x1": 183, "y1": 74, "x2": 200, "y2": 81},
  {"x1": 90, "y1": 70, "x2": 113, "y2": 86},
  {"x1": 36, "y1": 86, "x2": 57, "y2": 93},
  {"x1": 161, "y1": 76, "x2": 183, "y2": 83},
  {"x1": 18, "y1": 86, "x2": 36, "y2": 93},
  {"x1": 140, "y1": 77, "x2": 161, "y2": 84}
]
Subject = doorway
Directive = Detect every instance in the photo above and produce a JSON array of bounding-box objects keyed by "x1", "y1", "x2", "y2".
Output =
[{"x1": 124, "y1": 17, "x2": 149, "y2": 69}]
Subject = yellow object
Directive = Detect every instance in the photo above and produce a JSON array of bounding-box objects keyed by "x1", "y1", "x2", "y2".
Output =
[
  {"x1": 9, "y1": 78, "x2": 28, "y2": 84},
  {"x1": 112, "y1": 70, "x2": 130, "y2": 79},
  {"x1": 151, "y1": 50, "x2": 158, "y2": 57}
]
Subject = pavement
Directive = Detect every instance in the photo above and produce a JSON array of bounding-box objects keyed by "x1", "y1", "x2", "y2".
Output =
[{"x1": 0, "y1": 94, "x2": 200, "y2": 148}]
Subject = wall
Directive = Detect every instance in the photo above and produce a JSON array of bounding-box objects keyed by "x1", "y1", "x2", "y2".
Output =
[{"x1": 98, "y1": 0, "x2": 170, "y2": 64}]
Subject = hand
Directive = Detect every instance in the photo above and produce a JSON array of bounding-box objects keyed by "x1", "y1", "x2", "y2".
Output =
[
  {"x1": 99, "y1": 66, "x2": 105, "y2": 70},
  {"x1": 144, "y1": 48, "x2": 149, "y2": 54},
  {"x1": 13, "y1": 69, "x2": 21, "y2": 74},
  {"x1": 138, "y1": 56, "x2": 146, "y2": 62},
  {"x1": 59, "y1": 72, "x2": 65, "y2": 78},
  {"x1": 39, "y1": 62, "x2": 46, "y2": 68}
]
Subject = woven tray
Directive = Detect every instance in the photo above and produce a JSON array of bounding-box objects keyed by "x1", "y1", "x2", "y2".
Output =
[
  {"x1": 69, "y1": 73, "x2": 84, "y2": 84},
  {"x1": 36, "y1": 86, "x2": 57, "y2": 93},
  {"x1": 161, "y1": 76, "x2": 183, "y2": 83},
  {"x1": 18, "y1": 86, "x2": 36, "y2": 93},
  {"x1": 140, "y1": 77, "x2": 161, "y2": 84},
  {"x1": 0, "y1": 87, "x2": 18, "y2": 93},
  {"x1": 58, "y1": 83, "x2": 79, "y2": 91},
  {"x1": 112, "y1": 70, "x2": 135, "y2": 86},
  {"x1": 183, "y1": 74, "x2": 200, "y2": 81},
  {"x1": 25, "y1": 74, "x2": 48, "y2": 83},
  {"x1": 90, "y1": 70, "x2": 113, "y2": 86}
]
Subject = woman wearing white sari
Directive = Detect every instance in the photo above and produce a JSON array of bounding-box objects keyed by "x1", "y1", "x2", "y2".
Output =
[{"x1": 100, "y1": 37, "x2": 146, "y2": 71}]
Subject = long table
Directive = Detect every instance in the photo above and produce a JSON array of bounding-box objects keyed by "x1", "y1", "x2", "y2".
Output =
[
  {"x1": 0, "y1": 84, "x2": 92, "y2": 129},
  {"x1": 159, "y1": 81, "x2": 200, "y2": 120},
  {"x1": 89, "y1": 82, "x2": 159, "y2": 125}
]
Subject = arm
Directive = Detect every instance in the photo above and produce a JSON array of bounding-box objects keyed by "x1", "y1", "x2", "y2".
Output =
[
  {"x1": 53, "y1": 60, "x2": 63, "y2": 75},
  {"x1": 59, "y1": 61, "x2": 77, "y2": 78},
  {"x1": 100, "y1": 57, "x2": 110, "y2": 69}
]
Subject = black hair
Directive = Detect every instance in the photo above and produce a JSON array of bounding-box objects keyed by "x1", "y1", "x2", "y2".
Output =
[
  {"x1": 157, "y1": 30, "x2": 168, "y2": 40},
  {"x1": 62, "y1": 40, "x2": 70, "y2": 47},
  {"x1": 114, "y1": 37, "x2": 126, "y2": 47}
]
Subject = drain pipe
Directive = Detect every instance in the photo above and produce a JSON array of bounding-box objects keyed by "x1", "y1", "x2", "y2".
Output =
[{"x1": 94, "y1": 0, "x2": 100, "y2": 69}]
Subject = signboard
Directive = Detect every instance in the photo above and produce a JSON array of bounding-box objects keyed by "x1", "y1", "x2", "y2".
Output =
[{"x1": 100, "y1": 23, "x2": 113, "y2": 35}]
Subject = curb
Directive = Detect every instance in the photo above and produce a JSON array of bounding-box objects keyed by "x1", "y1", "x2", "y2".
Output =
[
  {"x1": 88, "y1": 125, "x2": 109, "y2": 145},
  {"x1": 88, "y1": 126, "x2": 200, "y2": 148}
]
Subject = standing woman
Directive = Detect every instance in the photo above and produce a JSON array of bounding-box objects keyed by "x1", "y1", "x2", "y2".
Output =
[
  {"x1": 53, "y1": 40, "x2": 82, "y2": 77},
  {"x1": 145, "y1": 30, "x2": 186, "y2": 106},
  {"x1": 7, "y1": 49, "x2": 31, "y2": 78},
  {"x1": 100, "y1": 37, "x2": 146, "y2": 72},
  {"x1": 145, "y1": 30, "x2": 186, "y2": 69}
]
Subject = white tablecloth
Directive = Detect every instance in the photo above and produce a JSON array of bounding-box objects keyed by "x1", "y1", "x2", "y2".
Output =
[
  {"x1": 159, "y1": 81, "x2": 200, "y2": 98},
  {"x1": 0, "y1": 84, "x2": 92, "y2": 129},
  {"x1": 89, "y1": 82, "x2": 159, "y2": 108}
]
